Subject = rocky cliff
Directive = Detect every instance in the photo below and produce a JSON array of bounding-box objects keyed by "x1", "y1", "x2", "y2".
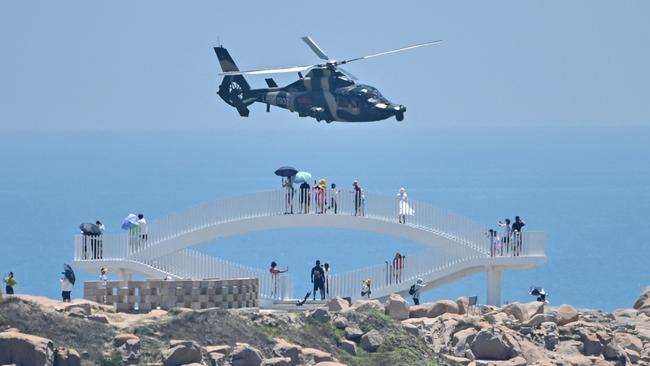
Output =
[{"x1": 1, "y1": 287, "x2": 649, "y2": 366}]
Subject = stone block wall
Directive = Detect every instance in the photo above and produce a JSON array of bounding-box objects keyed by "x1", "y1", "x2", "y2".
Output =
[{"x1": 84, "y1": 278, "x2": 258, "y2": 312}]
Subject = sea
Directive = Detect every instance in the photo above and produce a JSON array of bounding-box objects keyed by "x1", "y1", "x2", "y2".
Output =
[{"x1": 0, "y1": 125, "x2": 648, "y2": 310}]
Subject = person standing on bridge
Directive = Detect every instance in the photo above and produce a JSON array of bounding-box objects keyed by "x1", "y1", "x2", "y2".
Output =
[
  {"x1": 511, "y1": 216, "x2": 526, "y2": 256},
  {"x1": 270, "y1": 261, "x2": 288, "y2": 298},
  {"x1": 282, "y1": 176, "x2": 294, "y2": 214},
  {"x1": 410, "y1": 278, "x2": 426, "y2": 305},
  {"x1": 396, "y1": 187, "x2": 414, "y2": 224},
  {"x1": 353, "y1": 181, "x2": 363, "y2": 216},
  {"x1": 299, "y1": 181, "x2": 310, "y2": 214},
  {"x1": 329, "y1": 183, "x2": 339, "y2": 214},
  {"x1": 137, "y1": 214, "x2": 148, "y2": 246},
  {"x1": 311, "y1": 260, "x2": 326, "y2": 301},
  {"x1": 497, "y1": 218, "x2": 511, "y2": 255}
]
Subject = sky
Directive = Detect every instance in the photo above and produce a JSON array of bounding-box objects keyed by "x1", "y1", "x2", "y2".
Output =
[{"x1": 1, "y1": 1, "x2": 649, "y2": 132}]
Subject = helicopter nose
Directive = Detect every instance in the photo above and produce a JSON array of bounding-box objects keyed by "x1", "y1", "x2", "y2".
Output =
[{"x1": 391, "y1": 104, "x2": 406, "y2": 113}]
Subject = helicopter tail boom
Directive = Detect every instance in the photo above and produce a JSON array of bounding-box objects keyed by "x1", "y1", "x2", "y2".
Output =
[{"x1": 214, "y1": 46, "x2": 254, "y2": 117}]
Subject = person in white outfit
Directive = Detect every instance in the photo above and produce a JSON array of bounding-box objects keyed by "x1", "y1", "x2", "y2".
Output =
[
  {"x1": 397, "y1": 188, "x2": 414, "y2": 224},
  {"x1": 61, "y1": 274, "x2": 73, "y2": 303},
  {"x1": 137, "y1": 214, "x2": 148, "y2": 248},
  {"x1": 411, "y1": 278, "x2": 426, "y2": 305}
]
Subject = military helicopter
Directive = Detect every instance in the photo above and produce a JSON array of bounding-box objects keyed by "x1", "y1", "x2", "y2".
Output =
[{"x1": 214, "y1": 36, "x2": 441, "y2": 123}]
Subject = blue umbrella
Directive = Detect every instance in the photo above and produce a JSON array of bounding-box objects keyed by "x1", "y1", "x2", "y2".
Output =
[
  {"x1": 121, "y1": 214, "x2": 138, "y2": 230},
  {"x1": 274, "y1": 166, "x2": 298, "y2": 177},
  {"x1": 293, "y1": 171, "x2": 312, "y2": 184}
]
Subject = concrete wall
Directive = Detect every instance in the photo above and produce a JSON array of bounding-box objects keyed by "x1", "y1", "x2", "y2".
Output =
[{"x1": 83, "y1": 278, "x2": 258, "y2": 312}]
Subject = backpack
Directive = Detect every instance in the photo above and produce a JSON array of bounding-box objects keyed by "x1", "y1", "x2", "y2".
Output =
[{"x1": 408, "y1": 284, "x2": 416, "y2": 295}]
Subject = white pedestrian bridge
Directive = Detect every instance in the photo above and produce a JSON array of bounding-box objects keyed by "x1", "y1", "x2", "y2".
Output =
[{"x1": 72, "y1": 190, "x2": 545, "y2": 306}]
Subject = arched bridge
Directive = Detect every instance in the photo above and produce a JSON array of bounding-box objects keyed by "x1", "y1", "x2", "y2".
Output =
[{"x1": 72, "y1": 190, "x2": 546, "y2": 306}]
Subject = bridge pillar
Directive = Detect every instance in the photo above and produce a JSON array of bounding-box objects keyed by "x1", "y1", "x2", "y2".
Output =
[
  {"x1": 486, "y1": 267, "x2": 502, "y2": 306},
  {"x1": 118, "y1": 269, "x2": 132, "y2": 282}
]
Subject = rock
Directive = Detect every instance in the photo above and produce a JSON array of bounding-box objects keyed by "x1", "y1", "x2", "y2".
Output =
[
  {"x1": 273, "y1": 339, "x2": 303, "y2": 366},
  {"x1": 409, "y1": 304, "x2": 431, "y2": 318},
  {"x1": 359, "y1": 329, "x2": 384, "y2": 352},
  {"x1": 66, "y1": 306, "x2": 87, "y2": 319},
  {"x1": 384, "y1": 294, "x2": 410, "y2": 321},
  {"x1": 575, "y1": 328, "x2": 602, "y2": 356},
  {"x1": 440, "y1": 354, "x2": 471, "y2": 366},
  {"x1": 611, "y1": 332, "x2": 643, "y2": 353},
  {"x1": 556, "y1": 304, "x2": 579, "y2": 326},
  {"x1": 626, "y1": 349, "x2": 640, "y2": 364},
  {"x1": 230, "y1": 343, "x2": 263, "y2": 366},
  {"x1": 485, "y1": 312, "x2": 511, "y2": 325},
  {"x1": 349, "y1": 299, "x2": 383, "y2": 313},
  {"x1": 261, "y1": 357, "x2": 292, "y2": 366},
  {"x1": 502, "y1": 303, "x2": 527, "y2": 322},
  {"x1": 525, "y1": 313, "x2": 558, "y2": 326},
  {"x1": 339, "y1": 339, "x2": 356, "y2": 355},
  {"x1": 561, "y1": 355, "x2": 597, "y2": 366},
  {"x1": 402, "y1": 322, "x2": 420, "y2": 337},
  {"x1": 603, "y1": 342, "x2": 626, "y2": 361},
  {"x1": 64, "y1": 303, "x2": 92, "y2": 316},
  {"x1": 469, "y1": 329, "x2": 515, "y2": 360},
  {"x1": 327, "y1": 297, "x2": 349, "y2": 312},
  {"x1": 456, "y1": 297, "x2": 469, "y2": 315},
  {"x1": 344, "y1": 326, "x2": 363, "y2": 341},
  {"x1": 205, "y1": 345, "x2": 231, "y2": 355},
  {"x1": 428, "y1": 300, "x2": 459, "y2": 318},
  {"x1": 333, "y1": 316, "x2": 347, "y2": 329},
  {"x1": 113, "y1": 333, "x2": 140, "y2": 348},
  {"x1": 310, "y1": 308, "x2": 331, "y2": 322},
  {"x1": 207, "y1": 351, "x2": 226, "y2": 366},
  {"x1": 452, "y1": 328, "x2": 477, "y2": 357},
  {"x1": 314, "y1": 363, "x2": 347, "y2": 366},
  {"x1": 0, "y1": 331, "x2": 55, "y2": 366},
  {"x1": 522, "y1": 301, "x2": 545, "y2": 319},
  {"x1": 556, "y1": 340, "x2": 584, "y2": 355},
  {"x1": 301, "y1": 348, "x2": 334, "y2": 363},
  {"x1": 633, "y1": 286, "x2": 650, "y2": 309},
  {"x1": 162, "y1": 340, "x2": 202, "y2": 366},
  {"x1": 54, "y1": 347, "x2": 81, "y2": 366},
  {"x1": 88, "y1": 314, "x2": 109, "y2": 324}
]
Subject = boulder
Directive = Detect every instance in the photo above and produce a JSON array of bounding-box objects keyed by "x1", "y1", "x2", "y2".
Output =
[
  {"x1": 384, "y1": 294, "x2": 410, "y2": 321},
  {"x1": 314, "y1": 363, "x2": 347, "y2": 366},
  {"x1": 261, "y1": 357, "x2": 292, "y2": 366},
  {"x1": 359, "y1": 330, "x2": 384, "y2": 352},
  {"x1": 339, "y1": 339, "x2": 356, "y2": 355},
  {"x1": 603, "y1": 342, "x2": 626, "y2": 361},
  {"x1": 456, "y1": 297, "x2": 469, "y2": 315},
  {"x1": 162, "y1": 340, "x2": 202, "y2": 366},
  {"x1": 205, "y1": 345, "x2": 231, "y2": 355},
  {"x1": 522, "y1": 301, "x2": 545, "y2": 319},
  {"x1": 327, "y1": 297, "x2": 349, "y2": 312},
  {"x1": 402, "y1": 322, "x2": 419, "y2": 337},
  {"x1": 502, "y1": 303, "x2": 527, "y2": 322},
  {"x1": 0, "y1": 331, "x2": 55, "y2": 366},
  {"x1": 332, "y1": 316, "x2": 347, "y2": 329},
  {"x1": 611, "y1": 332, "x2": 643, "y2": 353},
  {"x1": 301, "y1": 348, "x2": 334, "y2": 363},
  {"x1": 452, "y1": 328, "x2": 477, "y2": 356},
  {"x1": 310, "y1": 308, "x2": 331, "y2": 322},
  {"x1": 428, "y1": 300, "x2": 459, "y2": 318},
  {"x1": 349, "y1": 299, "x2": 383, "y2": 313},
  {"x1": 556, "y1": 304, "x2": 579, "y2": 326},
  {"x1": 409, "y1": 304, "x2": 431, "y2": 318},
  {"x1": 66, "y1": 307, "x2": 87, "y2": 319},
  {"x1": 88, "y1": 314, "x2": 109, "y2": 324},
  {"x1": 469, "y1": 329, "x2": 516, "y2": 360},
  {"x1": 575, "y1": 329, "x2": 602, "y2": 356},
  {"x1": 207, "y1": 351, "x2": 226, "y2": 366},
  {"x1": 561, "y1": 355, "x2": 597, "y2": 366},
  {"x1": 273, "y1": 339, "x2": 303, "y2": 366},
  {"x1": 54, "y1": 347, "x2": 81, "y2": 366},
  {"x1": 633, "y1": 286, "x2": 650, "y2": 309},
  {"x1": 344, "y1": 326, "x2": 363, "y2": 341},
  {"x1": 113, "y1": 333, "x2": 140, "y2": 348},
  {"x1": 230, "y1": 343, "x2": 263, "y2": 366},
  {"x1": 555, "y1": 340, "x2": 584, "y2": 355},
  {"x1": 64, "y1": 303, "x2": 92, "y2": 316},
  {"x1": 440, "y1": 354, "x2": 471, "y2": 366},
  {"x1": 525, "y1": 313, "x2": 558, "y2": 326}
]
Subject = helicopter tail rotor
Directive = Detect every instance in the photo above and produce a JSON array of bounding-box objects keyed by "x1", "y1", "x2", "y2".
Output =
[{"x1": 214, "y1": 46, "x2": 254, "y2": 117}]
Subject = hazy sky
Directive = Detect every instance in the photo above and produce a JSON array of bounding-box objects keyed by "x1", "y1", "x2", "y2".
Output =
[{"x1": 1, "y1": 1, "x2": 649, "y2": 132}]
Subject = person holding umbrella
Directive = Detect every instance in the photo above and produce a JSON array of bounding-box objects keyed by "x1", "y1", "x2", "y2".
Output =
[
  {"x1": 275, "y1": 166, "x2": 298, "y2": 214},
  {"x1": 61, "y1": 264, "x2": 75, "y2": 303}
]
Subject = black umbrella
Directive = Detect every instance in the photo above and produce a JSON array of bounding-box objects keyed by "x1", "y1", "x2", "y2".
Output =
[
  {"x1": 63, "y1": 264, "x2": 76, "y2": 285},
  {"x1": 80, "y1": 223, "x2": 102, "y2": 236},
  {"x1": 274, "y1": 166, "x2": 298, "y2": 177}
]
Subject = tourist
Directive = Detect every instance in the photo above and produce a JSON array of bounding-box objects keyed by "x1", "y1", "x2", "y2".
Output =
[
  {"x1": 361, "y1": 279, "x2": 372, "y2": 298},
  {"x1": 270, "y1": 261, "x2": 288, "y2": 298},
  {"x1": 511, "y1": 216, "x2": 526, "y2": 256},
  {"x1": 137, "y1": 214, "x2": 148, "y2": 244},
  {"x1": 299, "y1": 181, "x2": 310, "y2": 214},
  {"x1": 3, "y1": 272, "x2": 16, "y2": 295},
  {"x1": 99, "y1": 268, "x2": 108, "y2": 303},
  {"x1": 410, "y1": 278, "x2": 426, "y2": 305},
  {"x1": 487, "y1": 229, "x2": 501, "y2": 256},
  {"x1": 317, "y1": 179, "x2": 327, "y2": 214},
  {"x1": 353, "y1": 180, "x2": 363, "y2": 216},
  {"x1": 323, "y1": 262, "x2": 331, "y2": 298},
  {"x1": 93, "y1": 220, "x2": 105, "y2": 259},
  {"x1": 282, "y1": 176, "x2": 294, "y2": 214},
  {"x1": 392, "y1": 253, "x2": 405, "y2": 283},
  {"x1": 497, "y1": 218, "x2": 511, "y2": 254},
  {"x1": 311, "y1": 260, "x2": 326, "y2": 300},
  {"x1": 61, "y1": 272, "x2": 73, "y2": 303},
  {"x1": 396, "y1": 187, "x2": 413, "y2": 224},
  {"x1": 329, "y1": 183, "x2": 338, "y2": 214}
]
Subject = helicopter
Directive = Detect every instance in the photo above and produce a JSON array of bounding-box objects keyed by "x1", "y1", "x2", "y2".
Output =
[{"x1": 214, "y1": 36, "x2": 441, "y2": 123}]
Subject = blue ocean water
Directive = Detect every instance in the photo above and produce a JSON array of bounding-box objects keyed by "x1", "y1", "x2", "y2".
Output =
[{"x1": 0, "y1": 126, "x2": 648, "y2": 310}]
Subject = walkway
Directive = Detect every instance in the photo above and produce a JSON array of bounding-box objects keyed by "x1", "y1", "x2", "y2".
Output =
[{"x1": 72, "y1": 190, "x2": 545, "y2": 306}]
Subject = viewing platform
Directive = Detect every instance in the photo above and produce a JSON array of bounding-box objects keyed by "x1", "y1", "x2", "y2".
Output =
[{"x1": 72, "y1": 190, "x2": 546, "y2": 307}]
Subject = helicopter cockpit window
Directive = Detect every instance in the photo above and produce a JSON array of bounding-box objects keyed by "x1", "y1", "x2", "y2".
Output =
[{"x1": 334, "y1": 76, "x2": 354, "y2": 88}]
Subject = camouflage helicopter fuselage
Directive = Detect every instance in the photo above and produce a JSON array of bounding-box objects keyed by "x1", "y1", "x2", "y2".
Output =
[{"x1": 215, "y1": 46, "x2": 406, "y2": 123}]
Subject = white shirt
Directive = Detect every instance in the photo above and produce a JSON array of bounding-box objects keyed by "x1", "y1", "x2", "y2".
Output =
[
  {"x1": 61, "y1": 277, "x2": 73, "y2": 292},
  {"x1": 98, "y1": 224, "x2": 105, "y2": 234},
  {"x1": 99, "y1": 274, "x2": 108, "y2": 285},
  {"x1": 137, "y1": 218, "x2": 148, "y2": 235}
]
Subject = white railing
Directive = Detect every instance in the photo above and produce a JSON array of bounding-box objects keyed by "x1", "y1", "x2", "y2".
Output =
[{"x1": 142, "y1": 249, "x2": 292, "y2": 300}]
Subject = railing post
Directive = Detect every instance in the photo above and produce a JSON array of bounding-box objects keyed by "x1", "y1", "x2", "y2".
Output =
[{"x1": 486, "y1": 266, "x2": 502, "y2": 306}]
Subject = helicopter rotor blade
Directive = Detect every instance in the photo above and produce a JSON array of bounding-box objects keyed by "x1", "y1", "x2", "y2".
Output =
[
  {"x1": 301, "y1": 36, "x2": 330, "y2": 61},
  {"x1": 338, "y1": 40, "x2": 442, "y2": 65},
  {"x1": 220, "y1": 64, "x2": 313, "y2": 76},
  {"x1": 338, "y1": 67, "x2": 358, "y2": 80}
]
